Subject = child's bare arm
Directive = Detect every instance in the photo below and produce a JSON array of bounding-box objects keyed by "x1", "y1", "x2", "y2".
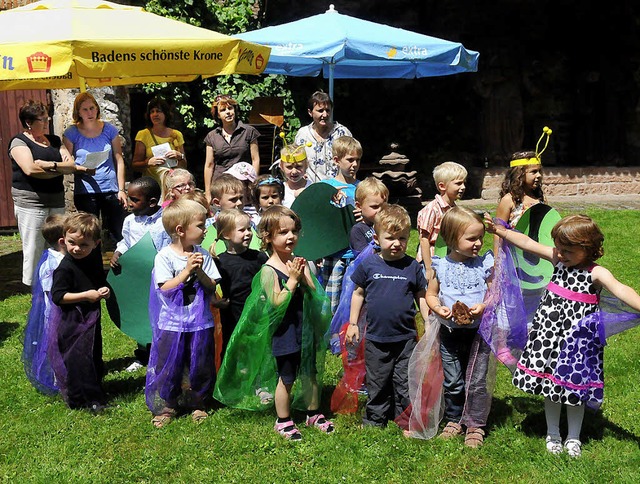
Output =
[
  {"x1": 484, "y1": 213, "x2": 555, "y2": 262},
  {"x1": 301, "y1": 259, "x2": 316, "y2": 290},
  {"x1": 195, "y1": 266, "x2": 217, "y2": 292},
  {"x1": 593, "y1": 266, "x2": 640, "y2": 312},
  {"x1": 60, "y1": 289, "x2": 107, "y2": 304},
  {"x1": 425, "y1": 275, "x2": 452, "y2": 319},
  {"x1": 418, "y1": 230, "x2": 435, "y2": 279},
  {"x1": 109, "y1": 251, "x2": 121, "y2": 268},
  {"x1": 346, "y1": 286, "x2": 365, "y2": 344},
  {"x1": 415, "y1": 288, "x2": 430, "y2": 322},
  {"x1": 264, "y1": 262, "x2": 302, "y2": 307}
]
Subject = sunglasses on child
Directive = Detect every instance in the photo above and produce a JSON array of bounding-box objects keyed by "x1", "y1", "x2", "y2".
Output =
[{"x1": 172, "y1": 182, "x2": 195, "y2": 192}]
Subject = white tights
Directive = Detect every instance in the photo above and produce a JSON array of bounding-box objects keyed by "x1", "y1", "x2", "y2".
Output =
[{"x1": 545, "y1": 397, "x2": 585, "y2": 441}]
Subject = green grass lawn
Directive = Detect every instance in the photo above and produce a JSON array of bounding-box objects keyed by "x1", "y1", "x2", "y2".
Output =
[{"x1": 2, "y1": 209, "x2": 640, "y2": 482}]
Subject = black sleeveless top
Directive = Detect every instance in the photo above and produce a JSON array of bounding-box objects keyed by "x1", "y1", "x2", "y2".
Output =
[{"x1": 10, "y1": 133, "x2": 64, "y2": 194}]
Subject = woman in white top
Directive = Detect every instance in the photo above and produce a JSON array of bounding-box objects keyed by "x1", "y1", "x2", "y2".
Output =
[{"x1": 294, "y1": 91, "x2": 351, "y2": 183}]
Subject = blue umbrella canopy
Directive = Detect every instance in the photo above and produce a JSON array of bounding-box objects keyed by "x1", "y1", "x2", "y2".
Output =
[{"x1": 237, "y1": 4, "x2": 479, "y2": 101}]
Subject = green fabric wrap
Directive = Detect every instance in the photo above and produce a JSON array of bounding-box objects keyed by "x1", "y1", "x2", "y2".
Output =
[{"x1": 214, "y1": 266, "x2": 331, "y2": 411}]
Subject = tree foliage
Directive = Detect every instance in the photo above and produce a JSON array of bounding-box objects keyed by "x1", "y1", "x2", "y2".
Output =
[{"x1": 138, "y1": 0, "x2": 300, "y2": 135}]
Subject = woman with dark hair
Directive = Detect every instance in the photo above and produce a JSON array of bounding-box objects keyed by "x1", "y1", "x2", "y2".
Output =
[
  {"x1": 131, "y1": 97, "x2": 186, "y2": 192},
  {"x1": 8, "y1": 100, "x2": 82, "y2": 286},
  {"x1": 294, "y1": 91, "x2": 351, "y2": 182},
  {"x1": 63, "y1": 92, "x2": 127, "y2": 242},
  {"x1": 203, "y1": 95, "x2": 260, "y2": 204}
]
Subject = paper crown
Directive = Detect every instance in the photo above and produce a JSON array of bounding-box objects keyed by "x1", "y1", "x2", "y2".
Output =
[
  {"x1": 510, "y1": 126, "x2": 552, "y2": 167},
  {"x1": 279, "y1": 131, "x2": 310, "y2": 163}
]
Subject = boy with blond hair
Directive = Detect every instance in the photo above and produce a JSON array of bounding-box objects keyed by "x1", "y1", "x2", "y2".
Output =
[
  {"x1": 51, "y1": 212, "x2": 110, "y2": 412},
  {"x1": 416, "y1": 161, "x2": 468, "y2": 277},
  {"x1": 319, "y1": 135, "x2": 363, "y2": 312},
  {"x1": 349, "y1": 177, "x2": 389, "y2": 253},
  {"x1": 346, "y1": 204, "x2": 429, "y2": 427},
  {"x1": 146, "y1": 198, "x2": 221, "y2": 428}
]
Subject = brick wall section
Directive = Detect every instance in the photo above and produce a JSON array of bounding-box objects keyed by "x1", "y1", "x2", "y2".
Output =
[{"x1": 480, "y1": 167, "x2": 640, "y2": 200}]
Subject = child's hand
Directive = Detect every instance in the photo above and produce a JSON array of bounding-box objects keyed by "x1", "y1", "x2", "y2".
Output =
[
  {"x1": 433, "y1": 304, "x2": 452, "y2": 320},
  {"x1": 98, "y1": 286, "x2": 111, "y2": 300},
  {"x1": 109, "y1": 251, "x2": 121, "y2": 269},
  {"x1": 469, "y1": 303, "x2": 486, "y2": 319},
  {"x1": 331, "y1": 187, "x2": 347, "y2": 207},
  {"x1": 345, "y1": 323, "x2": 360, "y2": 344},
  {"x1": 84, "y1": 289, "x2": 103, "y2": 303},
  {"x1": 484, "y1": 213, "x2": 501, "y2": 236},
  {"x1": 211, "y1": 297, "x2": 230, "y2": 309},
  {"x1": 352, "y1": 205, "x2": 363, "y2": 223},
  {"x1": 286, "y1": 257, "x2": 305, "y2": 283},
  {"x1": 186, "y1": 252, "x2": 204, "y2": 274}
]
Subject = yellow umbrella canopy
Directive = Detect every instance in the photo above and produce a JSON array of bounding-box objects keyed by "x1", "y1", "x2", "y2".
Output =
[{"x1": 0, "y1": 0, "x2": 271, "y2": 90}]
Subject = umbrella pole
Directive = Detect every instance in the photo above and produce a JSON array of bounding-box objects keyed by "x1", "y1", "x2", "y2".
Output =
[{"x1": 329, "y1": 64, "x2": 334, "y2": 122}]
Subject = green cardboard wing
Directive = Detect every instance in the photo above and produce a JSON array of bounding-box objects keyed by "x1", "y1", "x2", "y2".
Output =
[
  {"x1": 106, "y1": 232, "x2": 156, "y2": 345},
  {"x1": 513, "y1": 203, "x2": 562, "y2": 290},
  {"x1": 291, "y1": 183, "x2": 357, "y2": 261}
]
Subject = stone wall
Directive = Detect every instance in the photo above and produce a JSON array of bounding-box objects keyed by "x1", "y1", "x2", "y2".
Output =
[{"x1": 479, "y1": 166, "x2": 640, "y2": 200}]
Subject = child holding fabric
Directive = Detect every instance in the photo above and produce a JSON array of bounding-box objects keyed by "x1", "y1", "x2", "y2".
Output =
[{"x1": 214, "y1": 205, "x2": 333, "y2": 441}]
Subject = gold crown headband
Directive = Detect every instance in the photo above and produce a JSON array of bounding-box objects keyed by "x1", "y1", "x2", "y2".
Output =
[
  {"x1": 279, "y1": 131, "x2": 310, "y2": 163},
  {"x1": 510, "y1": 126, "x2": 553, "y2": 167}
]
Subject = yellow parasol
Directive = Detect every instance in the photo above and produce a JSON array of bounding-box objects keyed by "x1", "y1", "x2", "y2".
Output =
[{"x1": 0, "y1": 0, "x2": 270, "y2": 90}]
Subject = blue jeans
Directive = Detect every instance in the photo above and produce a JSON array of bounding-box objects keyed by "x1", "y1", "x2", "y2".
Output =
[{"x1": 439, "y1": 326, "x2": 478, "y2": 422}]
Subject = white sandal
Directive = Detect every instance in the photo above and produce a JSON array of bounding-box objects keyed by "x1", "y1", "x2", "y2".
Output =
[
  {"x1": 564, "y1": 439, "x2": 582, "y2": 457},
  {"x1": 545, "y1": 435, "x2": 563, "y2": 455}
]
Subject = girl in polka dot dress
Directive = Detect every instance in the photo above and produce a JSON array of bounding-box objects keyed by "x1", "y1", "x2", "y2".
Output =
[{"x1": 486, "y1": 214, "x2": 640, "y2": 457}]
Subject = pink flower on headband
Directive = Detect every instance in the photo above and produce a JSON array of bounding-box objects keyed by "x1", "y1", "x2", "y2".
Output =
[{"x1": 225, "y1": 162, "x2": 257, "y2": 182}]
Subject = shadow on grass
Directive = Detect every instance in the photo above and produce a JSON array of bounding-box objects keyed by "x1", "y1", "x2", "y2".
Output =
[
  {"x1": 0, "y1": 251, "x2": 28, "y2": 301},
  {"x1": 104, "y1": 373, "x2": 146, "y2": 403},
  {"x1": 0, "y1": 322, "x2": 20, "y2": 345},
  {"x1": 489, "y1": 394, "x2": 640, "y2": 447}
]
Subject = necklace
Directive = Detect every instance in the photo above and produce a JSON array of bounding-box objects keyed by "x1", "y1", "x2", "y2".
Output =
[{"x1": 26, "y1": 131, "x2": 49, "y2": 146}]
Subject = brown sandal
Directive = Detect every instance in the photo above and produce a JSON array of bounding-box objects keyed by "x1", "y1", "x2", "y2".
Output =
[
  {"x1": 191, "y1": 409, "x2": 208, "y2": 423},
  {"x1": 464, "y1": 427, "x2": 485, "y2": 448},
  {"x1": 439, "y1": 421, "x2": 463, "y2": 439},
  {"x1": 152, "y1": 413, "x2": 173, "y2": 429}
]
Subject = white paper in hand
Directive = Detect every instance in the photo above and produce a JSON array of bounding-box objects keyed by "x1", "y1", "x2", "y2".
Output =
[{"x1": 151, "y1": 142, "x2": 177, "y2": 168}]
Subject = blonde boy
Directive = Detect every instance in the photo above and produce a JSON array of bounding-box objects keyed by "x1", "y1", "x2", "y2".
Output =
[
  {"x1": 209, "y1": 173, "x2": 245, "y2": 220},
  {"x1": 346, "y1": 204, "x2": 429, "y2": 427},
  {"x1": 320, "y1": 135, "x2": 363, "y2": 312},
  {"x1": 349, "y1": 177, "x2": 389, "y2": 252},
  {"x1": 416, "y1": 161, "x2": 468, "y2": 276},
  {"x1": 323, "y1": 135, "x2": 362, "y2": 207},
  {"x1": 146, "y1": 198, "x2": 220, "y2": 427}
]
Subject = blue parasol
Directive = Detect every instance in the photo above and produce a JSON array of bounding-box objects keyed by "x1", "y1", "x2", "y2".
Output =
[{"x1": 237, "y1": 4, "x2": 479, "y2": 103}]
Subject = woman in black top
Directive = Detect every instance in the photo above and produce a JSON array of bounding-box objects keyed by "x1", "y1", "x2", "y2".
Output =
[{"x1": 8, "y1": 100, "x2": 87, "y2": 286}]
